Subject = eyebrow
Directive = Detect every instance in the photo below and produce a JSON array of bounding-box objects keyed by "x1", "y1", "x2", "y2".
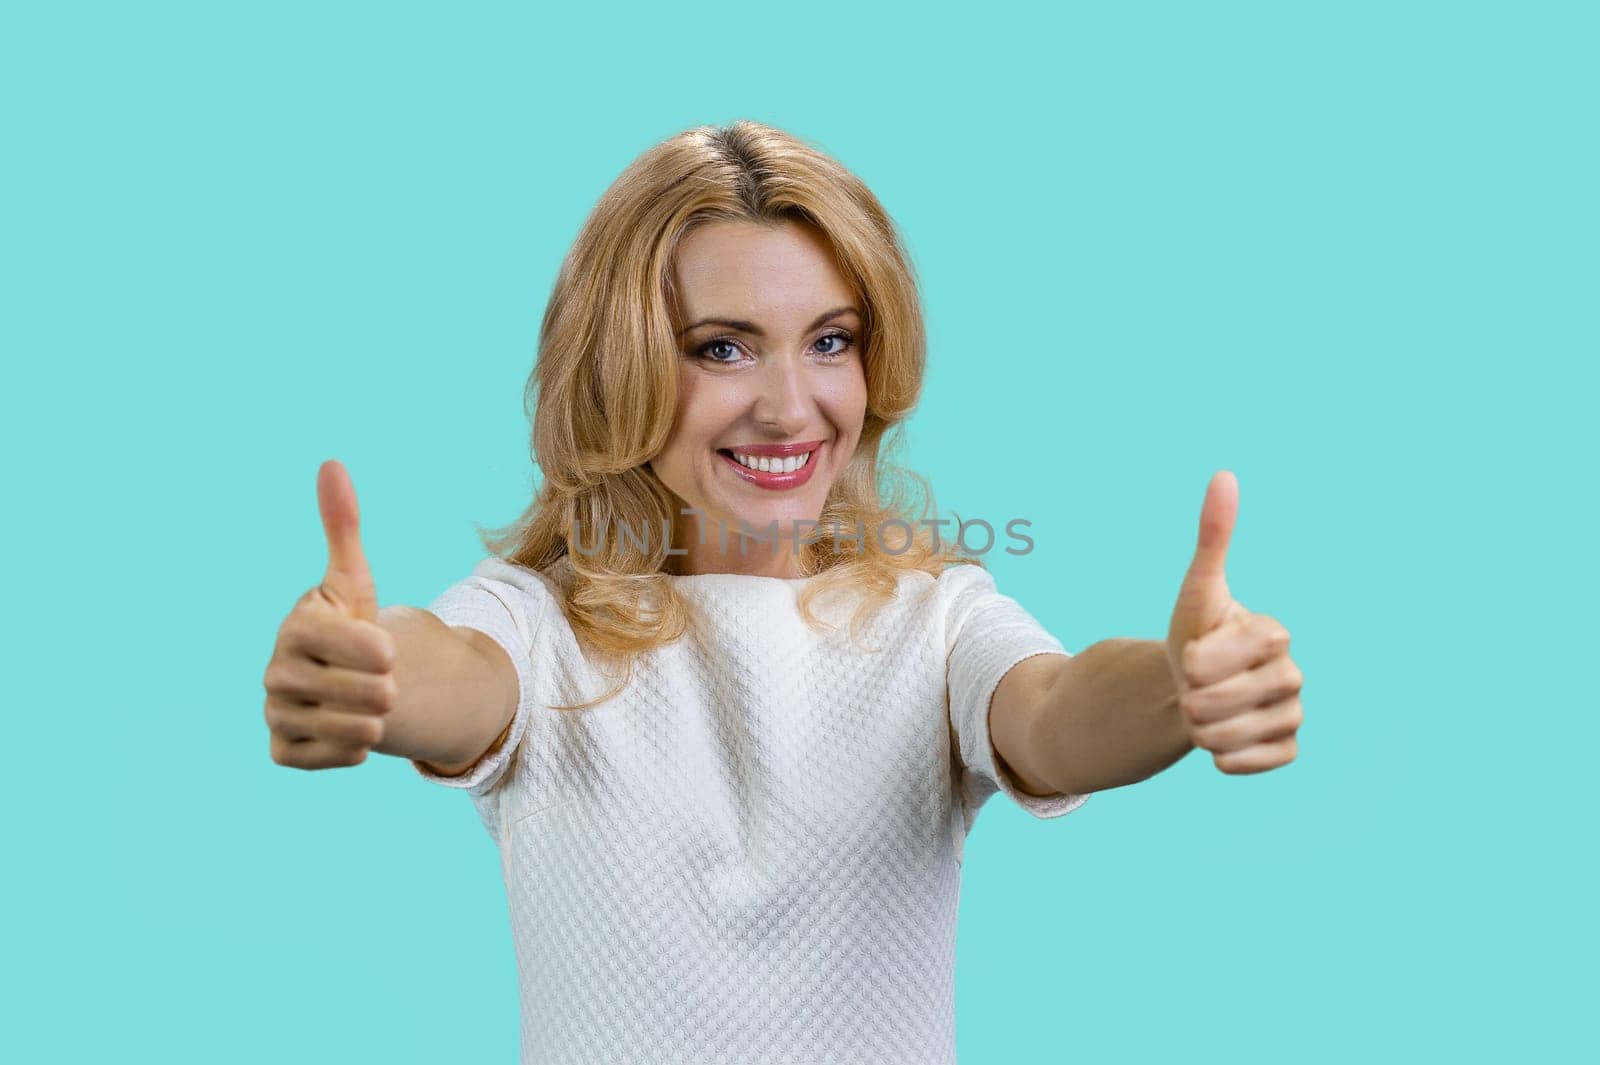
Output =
[{"x1": 677, "y1": 305, "x2": 861, "y2": 339}]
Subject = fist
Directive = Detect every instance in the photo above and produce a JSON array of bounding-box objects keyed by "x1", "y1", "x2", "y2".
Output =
[
  {"x1": 262, "y1": 460, "x2": 397, "y2": 770},
  {"x1": 1173, "y1": 611, "x2": 1304, "y2": 775}
]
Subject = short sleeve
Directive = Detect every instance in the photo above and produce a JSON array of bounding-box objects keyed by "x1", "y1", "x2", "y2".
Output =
[
  {"x1": 411, "y1": 556, "x2": 551, "y2": 825},
  {"x1": 942, "y1": 563, "x2": 1092, "y2": 831}
]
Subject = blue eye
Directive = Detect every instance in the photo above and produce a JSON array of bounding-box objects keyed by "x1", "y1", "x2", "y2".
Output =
[
  {"x1": 814, "y1": 331, "x2": 854, "y2": 358},
  {"x1": 696, "y1": 338, "x2": 744, "y2": 363},
  {"x1": 690, "y1": 330, "x2": 856, "y2": 364}
]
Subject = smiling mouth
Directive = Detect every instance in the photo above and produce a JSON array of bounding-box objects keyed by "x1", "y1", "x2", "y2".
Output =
[
  {"x1": 720, "y1": 448, "x2": 814, "y2": 474},
  {"x1": 715, "y1": 443, "x2": 822, "y2": 489}
]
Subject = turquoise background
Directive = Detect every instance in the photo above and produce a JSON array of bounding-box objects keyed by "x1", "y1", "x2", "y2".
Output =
[{"x1": 5, "y1": 0, "x2": 1593, "y2": 1060}]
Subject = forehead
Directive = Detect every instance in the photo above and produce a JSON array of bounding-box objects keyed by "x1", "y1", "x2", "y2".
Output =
[{"x1": 673, "y1": 219, "x2": 856, "y2": 314}]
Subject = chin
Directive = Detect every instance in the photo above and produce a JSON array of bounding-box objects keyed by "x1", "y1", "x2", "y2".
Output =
[{"x1": 708, "y1": 490, "x2": 827, "y2": 540}]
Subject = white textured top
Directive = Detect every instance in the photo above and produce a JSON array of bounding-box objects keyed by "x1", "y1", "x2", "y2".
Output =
[{"x1": 413, "y1": 554, "x2": 1090, "y2": 1064}]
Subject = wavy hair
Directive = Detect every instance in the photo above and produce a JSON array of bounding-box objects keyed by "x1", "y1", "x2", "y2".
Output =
[{"x1": 477, "y1": 119, "x2": 976, "y2": 709}]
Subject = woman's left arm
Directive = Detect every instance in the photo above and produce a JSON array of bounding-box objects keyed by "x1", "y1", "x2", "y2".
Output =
[{"x1": 992, "y1": 471, "x2": 1305, "y2": 796}]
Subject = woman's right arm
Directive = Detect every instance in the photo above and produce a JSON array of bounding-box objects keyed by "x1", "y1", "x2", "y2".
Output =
[
  {"x1": 263, "y1": 596, "x2": 516, "y2": 774},
  {"x1": 262, "y1": 459, "x2": 516, "y2": 775},
  {"x1": 373, "y1": 606, "x2": 517, "y2": 775}
]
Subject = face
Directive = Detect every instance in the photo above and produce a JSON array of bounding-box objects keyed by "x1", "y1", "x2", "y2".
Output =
[{"x1": 649, "y1": 218, "x2": 868, "y2": 573}]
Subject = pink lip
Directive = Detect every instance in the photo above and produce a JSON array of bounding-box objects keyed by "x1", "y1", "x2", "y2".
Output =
[{"x1": 717, "y1": 442, "x2": 822, "y2": 491}]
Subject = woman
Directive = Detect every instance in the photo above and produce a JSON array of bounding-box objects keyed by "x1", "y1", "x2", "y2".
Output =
[{"x1": 262, "y1": 120, "x2": 1305, "y2": 1063}]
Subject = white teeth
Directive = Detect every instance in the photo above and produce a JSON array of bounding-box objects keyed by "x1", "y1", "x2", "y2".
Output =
[{"x1": 731, "y1": 450, "x2": 812, "y2": 473}]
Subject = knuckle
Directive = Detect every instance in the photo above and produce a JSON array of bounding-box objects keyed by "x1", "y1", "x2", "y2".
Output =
[
  {"x1": 262, "y1": 662, "x2": 285, "y2": 693},
  {"x1": 290, "y1": 664, "x2": 316, "y2": 695},
  {"x1": 281, "y1": 616, "x2": 318, "y2": 656},
  {"x1": 341, "y1": 717, "x2": 377, "y2": 747},
  {"x1": 1178, "y1": 692, "x2": 1203, "y2": 723},
  {"x1": 374, "y1": 632, "x2": 398, "y2": 673},
  {"x1": 327, "y1": 717, "x2": 358, "y2": 745},
  {"x1": 370, "y1": 676, "x2": 398, "y2": 714},
  {"x1": 295, "y1": 611, "x2": 333, "y2": 644}
]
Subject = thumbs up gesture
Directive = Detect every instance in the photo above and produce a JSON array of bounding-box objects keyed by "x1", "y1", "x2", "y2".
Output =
[
  {"x1": 316, "y1": 458, "x2": 380, "y2": 623},
  {"x1": 262, "y1": 461, "x2": 399, "y2": 770},
  {"x1": 1166, "y1": 471, "x2": 1304, "y2": 775}
]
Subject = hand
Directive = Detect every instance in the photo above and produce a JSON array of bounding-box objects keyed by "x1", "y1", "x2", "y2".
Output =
[
  {"x1": 262, "y1": 460, "x2": 398, "y2": 770},
  {"x1": 1165, "y1": 471, "x2": 1304, "y2": 775}
]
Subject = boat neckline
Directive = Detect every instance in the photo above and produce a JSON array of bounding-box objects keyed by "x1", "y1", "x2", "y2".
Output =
[{"x1": 662, "y1": 570, "x2": 821, "y2": 585}]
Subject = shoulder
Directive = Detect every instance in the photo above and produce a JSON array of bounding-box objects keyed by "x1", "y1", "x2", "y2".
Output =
[
  {"x1": 455, "y1": 551, "x2": 579, "y2": 602},
  {"x1": 432, "y1": 554, "x2": 567, "y2": 640},
  {"x1": 934, "y1": 560, "x2": 998, "y2": 591},
  {"x1": 856, "y1": 560, "x2": 1000, "y2": 611},
  {"x1": 854, "y1": 561, "x2": 1004, "y2": 636},
  {"x1": 930, "y1": 560, "x2": 1052, "y2": 651},
  {"x1": 932, "y1": 560, "x2": 1003, "y2": 610},
  {"x1": 468, "y1": 554, "x2": 566, "y2": 598}
]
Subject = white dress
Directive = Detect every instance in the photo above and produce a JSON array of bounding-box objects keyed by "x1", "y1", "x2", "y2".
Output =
[{"x1": 414, "y1": 554, "x2": 1090, "y2": 1064}]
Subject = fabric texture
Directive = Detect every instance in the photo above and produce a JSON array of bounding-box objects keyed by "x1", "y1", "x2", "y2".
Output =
[{"x1": 415, "y1": 554, "x2": 1090, "y2": 1064}]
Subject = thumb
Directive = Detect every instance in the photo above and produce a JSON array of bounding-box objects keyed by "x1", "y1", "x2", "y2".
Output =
[
  {"x1": 1171, "y1": 470, "x2": 1239, "y2": 641},
  {"x1": 316, "y1": 459, "x2": 378, "y2": 622}
]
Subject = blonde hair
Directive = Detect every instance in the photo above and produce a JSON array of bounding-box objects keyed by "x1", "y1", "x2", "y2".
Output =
[{"x1": 477, "y1": 119, "x2": 976, "y2": 709}]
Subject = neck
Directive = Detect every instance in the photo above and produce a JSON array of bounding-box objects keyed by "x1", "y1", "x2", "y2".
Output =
[{"x1": 667, "y1": 513, "x2": 807, "y2": 578}]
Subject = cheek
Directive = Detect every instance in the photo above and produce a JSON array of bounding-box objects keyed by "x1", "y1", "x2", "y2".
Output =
[
  {"x1": 659, "y1": 373, "x2": 739, "y2": 466},
  {"x1": 822, "y1": 366, "x2": 868, "y2": 436}
]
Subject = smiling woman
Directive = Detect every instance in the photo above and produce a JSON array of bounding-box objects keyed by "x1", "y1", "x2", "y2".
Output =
[
  {"x1": 273, "y1": 119, "x2": 1110, "y2": 1065},
  {"x1": 475, "y1": 120, "x2": 977, "y2": 703}
]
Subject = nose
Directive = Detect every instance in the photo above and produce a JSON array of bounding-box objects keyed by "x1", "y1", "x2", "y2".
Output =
[{"x1": 751, "y1": 354, "x2": 813, "y2": 437}]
